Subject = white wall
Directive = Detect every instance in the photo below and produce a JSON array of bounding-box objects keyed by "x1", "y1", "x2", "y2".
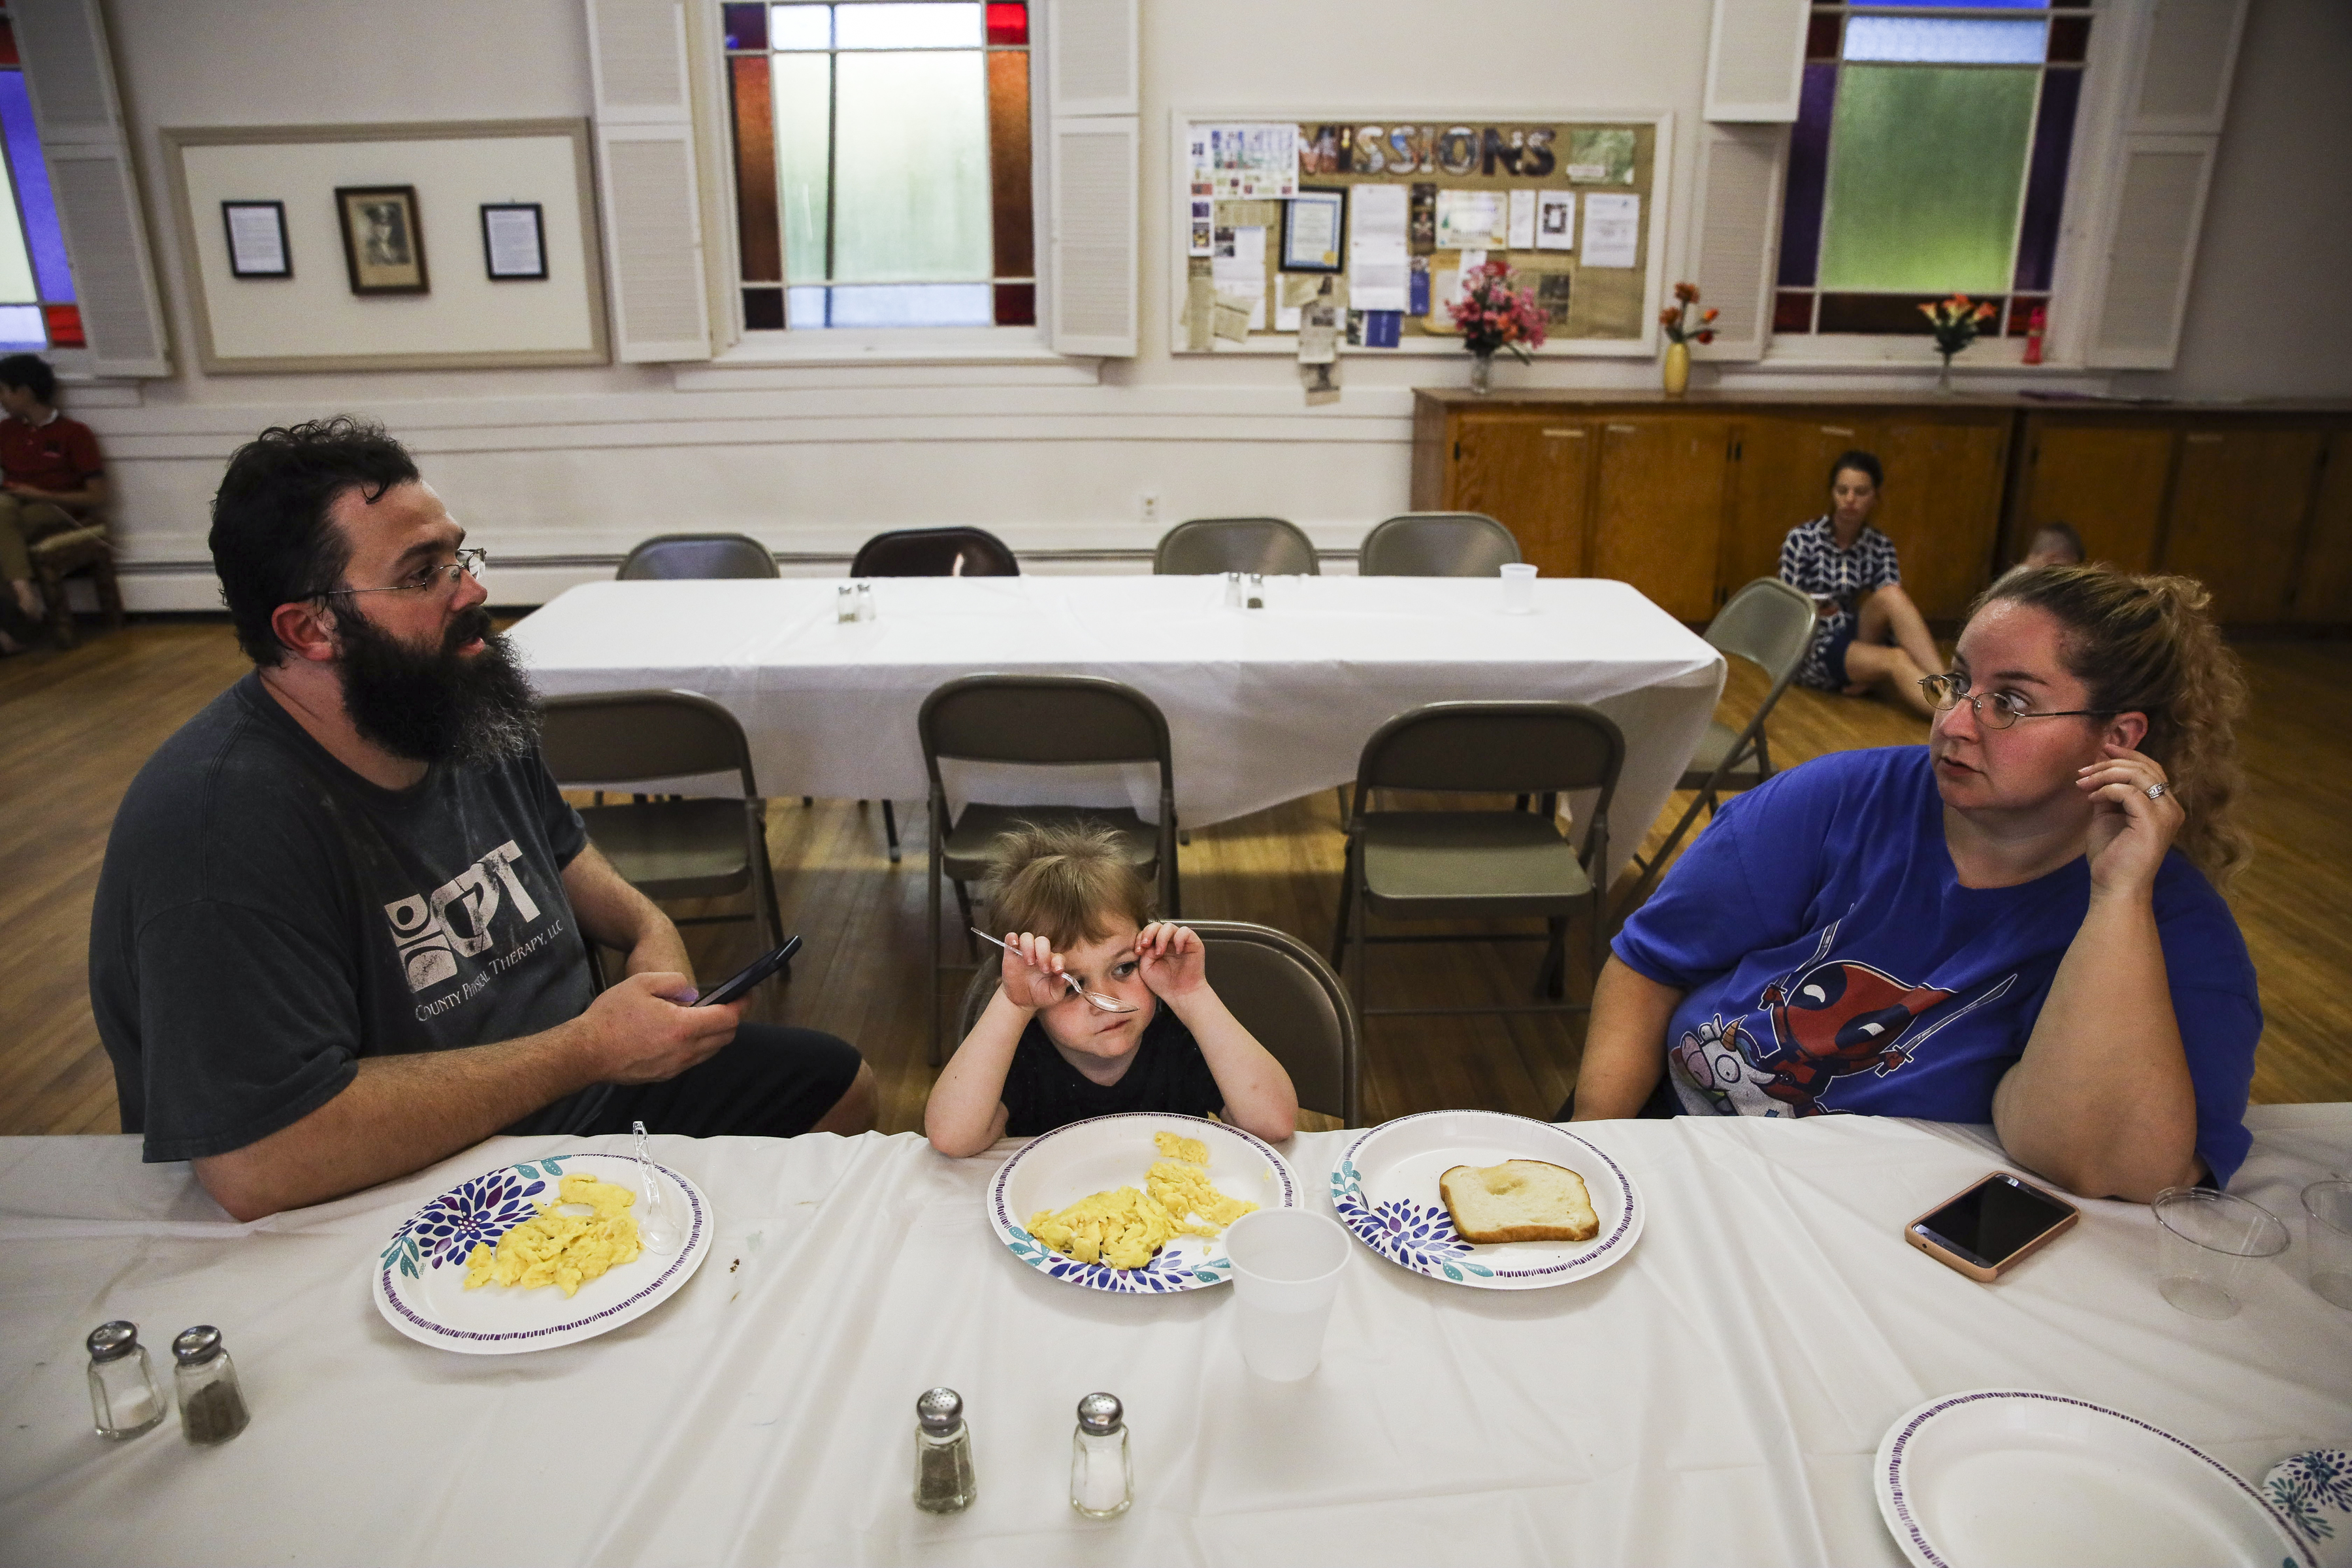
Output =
[{"x1": 76, "y1": 0, "x2": 2352, "y2": 607}]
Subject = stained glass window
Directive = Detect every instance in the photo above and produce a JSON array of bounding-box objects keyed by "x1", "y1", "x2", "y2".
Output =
[
  {"x1": 0, "y1": 12, "x2": 81, "y2": 351},
  {"x1": 723, "y1": 0, "x2": 1035, "y2": 331},
  {"x1": 1774, "y1": 1, "x2": 2091, "y2": 340}
]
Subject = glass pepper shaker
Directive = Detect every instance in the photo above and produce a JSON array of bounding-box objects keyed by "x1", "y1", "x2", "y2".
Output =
[
  {"x1": 836, "y1": 583, "x2": 857, "y2": 623},
  {"x1": 86, "y1": 1321, "x2": 165, "y2": 1440},
  {"x1": 171, "y1": 1326, "x2": 250, "y2": 1446},
  {"x1": 912, "y1": 1386, "x2": 977, "y2": 1514},
  {"x1": 1070, "y1": 1391, "x2": 1133, "y2": 1519}
]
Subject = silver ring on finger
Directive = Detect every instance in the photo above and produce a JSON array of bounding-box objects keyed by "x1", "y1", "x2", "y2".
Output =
[{"x1": 2144, "y1": 782, "x2": 2166, "y2": 800}]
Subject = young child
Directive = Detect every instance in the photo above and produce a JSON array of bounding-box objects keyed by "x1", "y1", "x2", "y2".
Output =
[{"x1": 923, "y1": 822, "x2": 1298, "y2": 1156}]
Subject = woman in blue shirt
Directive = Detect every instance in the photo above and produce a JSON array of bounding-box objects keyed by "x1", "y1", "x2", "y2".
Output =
[{"x1": 1571, "y1": 564, "x2": 2259, "y2": 1201}]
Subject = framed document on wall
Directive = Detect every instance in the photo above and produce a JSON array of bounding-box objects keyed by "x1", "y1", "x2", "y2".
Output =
[
  {"x1": 221, "y1": 201, "x2": 290, "y2": 278},
  {"x1": 480, "y1": 202, "x2": 547, "y2": 280},
  {"x1": 335, "y1": 184, "x2": 429, "y2": 295}
]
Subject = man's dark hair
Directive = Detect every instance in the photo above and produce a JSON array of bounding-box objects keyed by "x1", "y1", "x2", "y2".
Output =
[
  {"x1": 209, "y1": 417, "x2": 419, "y2": 666},
  {"x1": 1827, "y1": 448, "x2": 1884, "y2": 493},
  {"x1": 0, "y1": 353, "x2": 56, "y2": 404}
]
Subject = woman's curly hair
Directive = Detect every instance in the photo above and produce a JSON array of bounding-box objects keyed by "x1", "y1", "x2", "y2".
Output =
[{"x1": 1971, "y1": 564, "x2": 2252, "y2": 889}]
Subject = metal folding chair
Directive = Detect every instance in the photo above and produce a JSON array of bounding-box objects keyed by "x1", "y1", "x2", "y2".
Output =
[
  {"x1": 1358, "y1": 513, "x2": 1520, "y2": 577},
  {"x1": 1333, "y1": 701, "x2": 1624, "y2": 1026},
  {"x1": 1618, "y1": 578, "x2": 1817, "y2": 912},
  {"x1": 849, "y1": 526, "x2": 1019, "y2": 578},
  {"x1": 616, "y1": 533, "x2": 778, "y2": 580},
  {"x1": 1153, "y1": 517, "x2": 1319, "y2": 576}
]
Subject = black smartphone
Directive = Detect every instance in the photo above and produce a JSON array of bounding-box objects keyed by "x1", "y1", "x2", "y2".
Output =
[
  {"x1": 1906, "y1": 1171, "x2": 2080, "y2": 1282},
  {"x1": 693, "y1": 935, "x2": 802, "y2": 1007}
]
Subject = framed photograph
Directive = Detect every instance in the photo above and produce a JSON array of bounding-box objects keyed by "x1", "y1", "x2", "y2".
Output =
[
  {"x1": 480, "y1": 201, "x2": 547, "y2": 281},
  {"x1": 335, "y1": 184, "x2": 429, "y2": 295},
  {"x1": 1281, "y1": 185, "x2": 1346, "y2": 274},
  {"x1": 221, "y1": 201, "x2": 290, "y2": 278}
]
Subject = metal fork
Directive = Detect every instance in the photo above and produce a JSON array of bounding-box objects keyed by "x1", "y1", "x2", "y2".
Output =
[{"x1": 968, "y1": 928, "x2": 1139, "y2": 1012}]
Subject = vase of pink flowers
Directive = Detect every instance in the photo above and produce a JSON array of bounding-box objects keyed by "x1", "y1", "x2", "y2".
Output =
[
  {"x1": 1450, "y1": 260, "x2": 1547, "y2": 395},
  {"x1": 1921, "y1": 294, "x2": 1999, "y2": 393}
]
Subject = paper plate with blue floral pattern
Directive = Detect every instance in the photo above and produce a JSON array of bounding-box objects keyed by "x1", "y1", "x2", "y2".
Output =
[
  {"x1": 1330, "y1": 1110, "x2": 1641, "y2": 1290},
  {"x1": 371, "y1": 1151, "x2": 711, "y2": 1354},
  {"x1": 988, "y1": 1113, "x2": 1301, "y2": 1294}
]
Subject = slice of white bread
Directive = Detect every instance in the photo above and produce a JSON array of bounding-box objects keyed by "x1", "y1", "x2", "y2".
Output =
[{"x1": 1439, "y1": 1160, "x2": 1599, "y2": 1245}]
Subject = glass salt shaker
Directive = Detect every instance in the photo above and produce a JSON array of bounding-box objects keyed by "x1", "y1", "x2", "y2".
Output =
[
  {"x1": 912, "y1": 1386, "x2": 977, "y2": 1514},
  {"x1": 171, "y1": 1326, "x2": 251, "y2": 1446},
  {"x1": 1070, "y1": 1391, "x2": 1133, "y2": 1519},
  {"x1": 86, "y1": 1321, "x2": 165, "y2": 1440},
  {"x1": 836, "y1": 583, "x2": 857, "y2": 623},
  {"x1": 854, "y1": 580, "x2": 876, "y2": 622},
  {"x1": 1222, "y1": 570, "x2": 1243, "y2": 609}
]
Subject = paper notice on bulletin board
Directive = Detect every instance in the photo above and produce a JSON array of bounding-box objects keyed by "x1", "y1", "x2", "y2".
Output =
[
  {"x1": 1192, "y1": 123, "x2": 1299, "y2": 200},
  {"x1": 1347, "y1": 184, "x2": 1409, "y2": 312},
  {"x1": 1581, "y1": 193, "x2": 1641, "y2": 268}
]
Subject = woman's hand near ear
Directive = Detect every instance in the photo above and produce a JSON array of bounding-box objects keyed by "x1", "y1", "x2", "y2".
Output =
[{"x1": 2077, "y1": 739, "x2": 2180, "y2": 901}]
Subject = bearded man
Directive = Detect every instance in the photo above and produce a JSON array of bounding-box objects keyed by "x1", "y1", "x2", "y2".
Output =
[{"x1": 90, "y1": 419, "x2": 872, "y2": 1220}]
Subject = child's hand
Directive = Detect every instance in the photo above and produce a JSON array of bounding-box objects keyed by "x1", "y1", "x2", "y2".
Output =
[
  {"x1": 1135, "y1": 922, "x2": 1207, "y2": 1002},
  {"x1": 995, "y1": 931, "x2": 1075, "y2": 1012}
]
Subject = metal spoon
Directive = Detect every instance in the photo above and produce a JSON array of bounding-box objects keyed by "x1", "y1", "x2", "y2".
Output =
[
  {"x1": 968, "y1": 928, "x2": 1139, "y2": 1013},
  {"x1": 630, "y1": 1120, "x2": 683, "y2": 1254}
]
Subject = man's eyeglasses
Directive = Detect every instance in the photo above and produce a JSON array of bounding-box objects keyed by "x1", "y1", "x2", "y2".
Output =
[
  {"x1": 1918, "y1": 672, "x2": 2115, "y2": 730},
  {"x1": 327, "y1": 547, "x2": 487, "y2": 600}
]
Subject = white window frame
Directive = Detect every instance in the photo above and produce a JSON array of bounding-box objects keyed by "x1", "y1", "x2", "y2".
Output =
[
  {"x1": 683, "y1": 0, "x2": 1073, "y2": 368},
  {"x1": 1756, "y1": 0, "x2": 2140, "y2": 374}
]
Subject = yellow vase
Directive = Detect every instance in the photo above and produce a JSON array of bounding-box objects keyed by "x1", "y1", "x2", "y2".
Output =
[{"x1": 1662, "y1": 340, "x2": 1690, "y2": 397}]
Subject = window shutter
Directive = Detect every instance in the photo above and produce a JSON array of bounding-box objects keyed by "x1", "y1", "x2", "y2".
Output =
[
  {"x1": 1688, "y1": 124, "x2": 1784, "y2": 361},
  {"x1": 2131, "y1": 0, "x2": 2246, "y2": 135},
  {"x1": 583, "y1": 0, "x2": 709, "y2": 361},
  {"x1": 1704, "y1": 0, "x2": 1812, "y2": 123},
  {"x1": 1044, "y1": 0, "x2": 1137, "y2": 356},
  {"x1": 2081, "y1": 0, "x2": 2245, "y2": 369},
  {"x1": 2084, "y1": 139, "x2": 2216, "y2": 369},
  {"x1": 10, "y1": 0, "x2": 170, "y2": 376}
]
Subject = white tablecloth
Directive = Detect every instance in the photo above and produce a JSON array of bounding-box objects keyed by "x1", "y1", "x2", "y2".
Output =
[
  {"x1": 4, "y1": 1109, "x2": 2346, "y2": 1566},
  {"x1": 506, "y1": 576, "x2": 1725, "y2": 879}
]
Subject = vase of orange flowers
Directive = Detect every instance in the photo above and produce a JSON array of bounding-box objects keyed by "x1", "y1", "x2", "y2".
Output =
[
  {"x1": 1658, "y1": 282, "x2": 1716, "y2": 398},
  {"x1": 1921, "y1": 294, "x2": 1998, "y2": 393},
  {"x1": 1450, "y1": 259, "x2": 1548, "y2": 395}
]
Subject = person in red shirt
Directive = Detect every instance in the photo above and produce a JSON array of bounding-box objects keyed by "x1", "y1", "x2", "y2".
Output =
[{"x1": 0, "y1": 353, "x2": 108, "y2": 652}]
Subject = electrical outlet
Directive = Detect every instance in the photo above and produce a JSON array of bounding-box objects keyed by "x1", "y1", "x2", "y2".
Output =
[{"x1": 1139, "y1": 493, "x2": 1162, "y2": 525}]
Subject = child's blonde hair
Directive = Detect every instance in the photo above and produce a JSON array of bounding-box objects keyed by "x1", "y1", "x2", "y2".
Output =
[{"x1": 981, "y1": 820, "x2": 1154, "y2": 949}]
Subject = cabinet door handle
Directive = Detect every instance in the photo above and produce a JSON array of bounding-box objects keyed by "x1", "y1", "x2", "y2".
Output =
[
  {"x1": 1605, "y1": 423, "x2": 1638, "y2": 434},
  {"x1": 1542, "y1": 427, "x2": 1586, "y2": 438},
  {"x1": 1821, "y1": 425, "x2": 1855, "y2": 436}
]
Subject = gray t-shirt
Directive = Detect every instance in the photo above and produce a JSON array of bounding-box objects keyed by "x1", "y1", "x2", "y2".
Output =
[{"x1": 91, "y1": 672, "x2": 605, "y2": 1162}]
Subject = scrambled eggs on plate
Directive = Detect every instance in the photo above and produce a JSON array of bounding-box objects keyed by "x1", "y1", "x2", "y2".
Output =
[
  {"x1": 1026, "y1": 1130, "x2": 1258, "y2": 1269},
  {"x1": 465, "y1": 1171, "x2": 643, "y2": 1298}
]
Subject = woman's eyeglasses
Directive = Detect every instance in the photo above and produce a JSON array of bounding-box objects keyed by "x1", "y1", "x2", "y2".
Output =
[
  {"x1": 327, "y1": 547, "x2": 487, "y2": 600},
  {"x1": 1919, "y1": 672, "x2": 2116, "y2": 730}
]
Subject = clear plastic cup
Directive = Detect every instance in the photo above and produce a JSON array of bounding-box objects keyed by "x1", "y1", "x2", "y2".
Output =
[
  {"x1": 1224, "y1": 1209, "x2": 1350, "y2": 1381},
  {"x1": 2302, "y1": 1180, "x2": 2352, "y2": 1311},
  {"x1": 1501, "y1": 562, "x2": 1537, "y2": 614},
  {"x1": 2152, "y1": 1186, "x2": 2288, "y2": 1319}
]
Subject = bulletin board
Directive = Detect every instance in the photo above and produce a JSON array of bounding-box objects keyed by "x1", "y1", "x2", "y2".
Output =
[
  {"x1": 161, "y1": 120, "x2": 610, "y2": 374},
  {"x1": 1169, "y1": 110, "x2": 1673, "y2": 357}
]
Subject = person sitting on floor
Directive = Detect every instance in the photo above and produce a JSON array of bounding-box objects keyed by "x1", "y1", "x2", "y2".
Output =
[
  {"x1": 0, "y1": 353, "x2": 108, "y2": 653},
  {"x1": 1565, "y1": 564, "x2": 2259, "y2": 1201},
  {"x1": 90, "y1": 417, "x2": 874, "y2": 1220},
  {"x1": 1778, "y1": 449, "x2": 1946, "y2": 719},
  {"x1": 924, "y1": 821, "x2": 1298, "y2": 1156}
]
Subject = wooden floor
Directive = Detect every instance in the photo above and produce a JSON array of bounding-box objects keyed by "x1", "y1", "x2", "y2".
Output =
[{"x1": 5, "y1": 617, "x2": 2348, "y2": 1139}]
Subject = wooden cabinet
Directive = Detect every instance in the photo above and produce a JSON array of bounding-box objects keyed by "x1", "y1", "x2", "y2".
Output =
[
  {"x1": 2293, "y1": 433, "x2": 2352, "y2": 623},
  {"x1": 2014, "y1": 421, "x2": 2175, "y2": 572},
  {"x1": 1410, "y1": 391, "x2": 2352, "y2": 629},
  {"x1": 2162, "y1": 429, "x2": 2330, "y2": 623},
  {"x1": 1592, "y1": 417, "x2": 1731, "y2": 620},
  {"x1": 1442, "y1": 412, "x2": 1592, "y2": 578}
]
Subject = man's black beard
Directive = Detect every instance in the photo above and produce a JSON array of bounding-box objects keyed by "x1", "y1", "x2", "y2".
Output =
[{"x1": 334, "y1": 600, "x2": 541, "y2": 768}]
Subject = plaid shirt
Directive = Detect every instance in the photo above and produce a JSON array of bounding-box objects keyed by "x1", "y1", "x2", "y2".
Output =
[{"x1": 1779, "y1": 515, "x2": 1901, "y2": 688}]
